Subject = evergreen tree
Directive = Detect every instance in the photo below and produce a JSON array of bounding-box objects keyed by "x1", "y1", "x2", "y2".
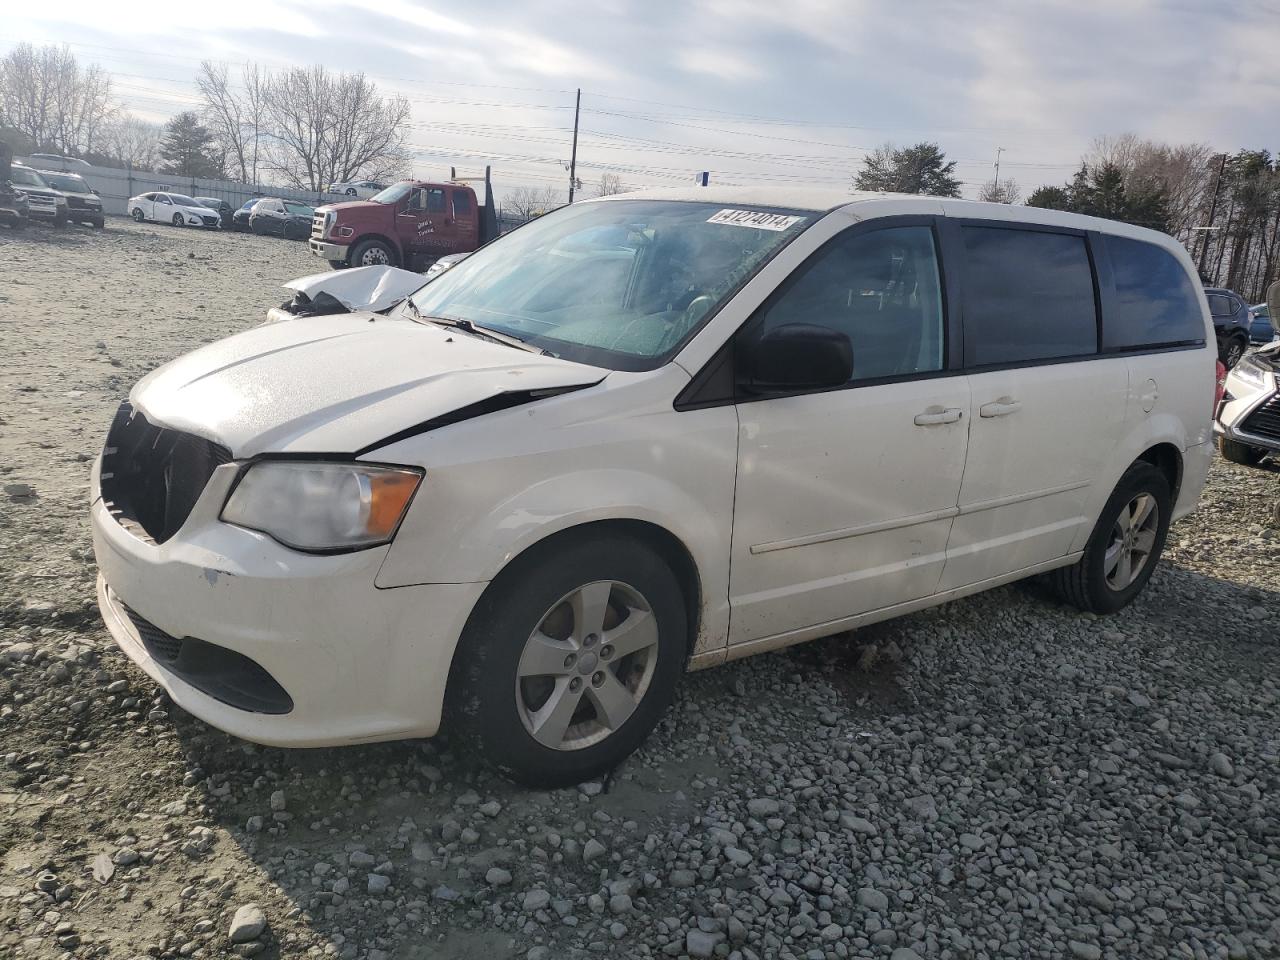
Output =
[
  {"x1": 855, "y1": 142, "x2": 962, "y2": 198},
  {"x1": 158, "y1": 111, "x2": 225, "y2": 179}
]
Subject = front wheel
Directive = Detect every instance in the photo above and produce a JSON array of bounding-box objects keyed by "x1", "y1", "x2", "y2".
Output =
[
  {"x1": 1049, "y1": 462, "x2": 1172, "y2": 615},
  {"x1": 449, "y1": 534, "x2": 687, "y2": 786},
  {"x1": 326, "y1": 259, "x2": 346, "y2": 270},
  {"x1": 349, "y1": 238, "x2": 396, "y2": 268},
  {"x1": 1219, "y1": 437, "x2": 1266, "y2": 466},
  {"x1": 171, "y1": 213, "x2": 184, "y2": 227}
]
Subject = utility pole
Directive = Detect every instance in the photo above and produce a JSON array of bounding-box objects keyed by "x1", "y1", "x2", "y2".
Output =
[
  {"x1": 567, "y1": 88, "x2": 581, "y2": 203},
  {"x1": 1198, "y1": 152, "x2": 1228, "y2": 276},
  {"x1": 993, "y1": 147, "x2": 1006, "y2": 190}
]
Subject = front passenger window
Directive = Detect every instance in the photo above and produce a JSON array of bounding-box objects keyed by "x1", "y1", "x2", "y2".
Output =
[{"x1": 751, "y1": 225, "x2": 945, "y2": 383}]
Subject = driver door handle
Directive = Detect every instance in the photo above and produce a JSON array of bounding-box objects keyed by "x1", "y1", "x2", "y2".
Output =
[
  {"x1": 980, "y1": 397, "x2": 1022, "y2": 418},
  {"x1": 914, "y1": 406, "x2": 964, "y2": 426}
]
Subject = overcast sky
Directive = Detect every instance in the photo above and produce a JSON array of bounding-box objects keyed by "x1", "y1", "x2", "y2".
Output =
[{"x1": 6, "y1": 0, "x2": 1278, "y2": 200}]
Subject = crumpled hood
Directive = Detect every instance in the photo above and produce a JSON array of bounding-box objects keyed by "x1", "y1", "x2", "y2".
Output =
[
  {"x1": 282, "y1": 265, "x2": 427, "y2": 313},
  {"x1": 131, "y1": 313, "x2": 606, "y2": 458}
]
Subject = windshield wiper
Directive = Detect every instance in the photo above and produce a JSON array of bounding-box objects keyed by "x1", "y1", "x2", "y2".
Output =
[{"x1": 418, "y1": 313, "x2": 551, "y2": 356}]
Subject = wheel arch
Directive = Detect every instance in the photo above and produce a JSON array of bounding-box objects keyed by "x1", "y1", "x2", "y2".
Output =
[
  {"x1": 1135, "y1": 442, "x2": 1183, "y2": 503},
  {"x1": 445, "y1": 518, "x2": 704, "y2": 693}
]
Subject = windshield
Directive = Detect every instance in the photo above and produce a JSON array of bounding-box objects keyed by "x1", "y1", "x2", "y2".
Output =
[
  {"x1": 408, "y1": 200, "x2": 815, "y2": 370},
  {"x1": 10, "y1": 168, "x2": 47, "y2": 188},
  {"x1": 44, "y1": 174, "x2": 88, "y2": 192},
  {"x1": 370, "y1": 182, "x2": 412, "y2": 204},
  {"x1": 168, "y1": 194, "x2": 198, "y2": 206}
]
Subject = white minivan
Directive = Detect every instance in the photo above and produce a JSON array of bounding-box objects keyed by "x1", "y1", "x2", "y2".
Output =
[{"x1": 92, "y1": 189, "x2": 1216, "y2": 785}]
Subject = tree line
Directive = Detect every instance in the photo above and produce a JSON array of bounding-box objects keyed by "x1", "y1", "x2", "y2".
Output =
[{"x1": 0, "y1": 43, "x2": 412, "y2": 192}]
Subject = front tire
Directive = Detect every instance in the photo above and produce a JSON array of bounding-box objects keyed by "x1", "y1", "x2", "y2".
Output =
[
  {"x1": 171, "y1": 213, "x2": 183, "y2": 227},
  {"x1": 1219, "y1": 437, "x2": 1266, "y2": 466},
  {"x1": 349, "y1": 238, "x2": 396, "y2": 268},
  {"x1": 1049, "y1": 462, "x2": 1172, "y2": 615},
  {"x1": 326, "y1": 259, "x2": 346, "y2": 270},
  {"x1": 449, "y1": 533, "x2": 687, "y2": 787}
]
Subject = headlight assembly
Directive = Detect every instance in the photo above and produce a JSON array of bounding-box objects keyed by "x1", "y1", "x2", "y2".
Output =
[
  {"x1": 1229, "y1": 356, "x2": 1271, "y2": 393},
  {"x1": 221, "y1": 461, "x2": 422, "y2": 552}
]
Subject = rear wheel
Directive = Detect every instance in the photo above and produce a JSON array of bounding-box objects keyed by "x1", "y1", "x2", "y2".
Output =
[
  {"x1": 350, "y1": 238, "x2": 396, "y2": 268},
  {"x1": 449, "y1": 533, "x2": 687, "y2": 786},
  {"x1": 1219, "y1": 437, "x2": 1266, "y2": 466},
  {"x1": 345, "y1": 187, "x2": 357, "y2": 196},
  {"x1": 283, "y1": 220, "x2": 302, "y2": 241},
  {"x1": 1049, "y1": 462, "x2": 1172, "y2": 615},
  {"x1": 131, "y1": 207, "x2": 144, "y2": 222},
  {"x1": 1219, "y1": 335, "x2": 1247, "y2": 368}
]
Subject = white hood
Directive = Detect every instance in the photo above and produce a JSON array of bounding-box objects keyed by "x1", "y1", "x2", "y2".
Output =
[
  {"x1": 282, "y1": 265, "x2": 428, "y2": 313},
  {"x1": 131, "y1": 313, "x2": 606, "y2": 458}
]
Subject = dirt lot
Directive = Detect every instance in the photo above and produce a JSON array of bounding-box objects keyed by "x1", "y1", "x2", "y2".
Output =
[{"x1": 2, "y1": 218, "x2": 1280, "y2": 960}]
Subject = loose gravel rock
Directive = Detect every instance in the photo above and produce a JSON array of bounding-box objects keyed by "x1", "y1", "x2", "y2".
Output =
[{"x1": 3, "y1": 222, "x2": 1280, "y2": 959}]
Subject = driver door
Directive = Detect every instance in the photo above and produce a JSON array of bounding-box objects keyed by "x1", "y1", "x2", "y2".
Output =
[
  {"x1": 155, "y1": 194, "x2": 173, "y2": 221},
  {"x1": 728, "y1": 219, "x2": 969, "y2": 646}
]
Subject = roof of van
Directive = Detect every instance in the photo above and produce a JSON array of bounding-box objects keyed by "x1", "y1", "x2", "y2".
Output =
[{"x1": 595, "y1": 186, "x2": 1183, "y2": 248}]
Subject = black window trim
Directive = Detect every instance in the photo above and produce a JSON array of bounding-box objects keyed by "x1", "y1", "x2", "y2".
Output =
[{"x1": 676, "y1": 214, "x2": 958, "y2": 409}]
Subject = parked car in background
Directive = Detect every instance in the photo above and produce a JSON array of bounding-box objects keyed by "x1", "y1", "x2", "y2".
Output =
[
  {"x1": 9, "y1": 164, "x2": 68, "y2": 225},
  {"x1": 1204, "y1": 287, "x2": 1252, "y2": 367},
  {"x1": 27, "y1": 153, "x2": 91, "y2": 170},
  {"x1": 38, "y1": 170, "x2": 104, "y2": 228},
  {"x1": 0, "y1": 181, "x2": 28, "y2": 228},
  {"x1": 195, "y1": 197, "x2": 234, "y2": 229},
  {"x1": 327, "y1": 179, "x2": 386, "y2": 199},
  {"x1": 1249, "y1": 304, "x2": 1276, "y2": 345},
  {"x1": 128, "y1": 191, "x2": 222, "y2": 228},
  {"x1": 249, "y1": 198, "x2": 314, "y2": 239},
  {"x1": 92, "y1": 190, "x2": 1214, "y2": 785},
  {"x1": 1215, "y1": 341, "x2": 1280, "y2": 465},
  {"x1": 422, "y1": 251, "x2": 471, "y2": 282},
  {"x1": 231, "y1": 199, "x2": 260, "y2": 232}
]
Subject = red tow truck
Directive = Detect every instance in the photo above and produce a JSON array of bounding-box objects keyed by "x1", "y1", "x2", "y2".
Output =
[{"x1": 309, "y1": 166, "x2": 498, "y2": 270}]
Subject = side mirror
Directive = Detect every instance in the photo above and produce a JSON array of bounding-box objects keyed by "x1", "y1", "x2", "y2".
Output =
[{"x1": 741, "y1": 323, "x2": 853, "y2": 392}]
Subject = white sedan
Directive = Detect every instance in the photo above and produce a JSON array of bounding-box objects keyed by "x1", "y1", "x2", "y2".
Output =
[
  {"x1": 326, "y1": 179, "x2": 386, "y2": 199},
  {"x1": 127, "y1": 191, "x2": 222, "y2": 228}
]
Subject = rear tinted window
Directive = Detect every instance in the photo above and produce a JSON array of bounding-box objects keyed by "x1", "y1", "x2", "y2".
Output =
[
  {"x1": 960, "y1": 226, "x2": 1098, "y2": 365},
  {"x1": 453, "y1": 190, "x2": 472, "y2": 217},
  {"x1": 1104, "y1": 237, "x2": 1205, "y2": 349},
  {"x1": 1206, "y1": 294, "x2": 1235, "y2": 318}
]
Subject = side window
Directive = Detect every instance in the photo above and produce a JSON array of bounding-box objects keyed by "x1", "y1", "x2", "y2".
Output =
[
  {"x1": 1207, "y1": 295, "x2": 1232, "y2": 318},
  {"x1": 426, "y1": 188, "x2": 446, "y2": 214},
  {"x1": 749, "y1": 225, "x2": 945, "y2": 383},
  {"x1": 158, "y1": 194, "x2": 172, "y2": 204},
  {"x1": 1104, "y1": 236, "x2": 1205, "y2": 349},
  {"x1": 960, "y1": 226, "x2": 1097, "y2": 366},
  {"x1": 142, "y1": 193, "x2": 156, "y2": 201},
  {"x1": 453, "y1": 190, "x2": 472, "y2": 217}
]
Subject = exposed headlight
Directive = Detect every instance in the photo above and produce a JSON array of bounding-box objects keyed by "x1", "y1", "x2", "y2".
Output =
[
  {"x1": 1229, "y1": 356, "x2": 1272, "y2": 393},
  {"x1": 221, "y1": 461, "x2": 422, "y2": 552}
]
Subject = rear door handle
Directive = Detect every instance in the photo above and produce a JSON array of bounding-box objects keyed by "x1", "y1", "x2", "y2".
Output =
[
  {"x1": 914, "y1": 406, "x2": 964, "y2": 426},
  {"x1": 980, "y1": 398, "x2": 1021, "y2": 418}
]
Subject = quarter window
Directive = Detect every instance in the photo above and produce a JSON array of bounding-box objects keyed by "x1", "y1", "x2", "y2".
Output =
[
  {"x1": 750, "y1": 225, "x2": 945, "y2": 383},
  {"x1": 1207, "y1": 294, "x2": 1234, "y2": 318},
  {"x1": 960, "y1": 226, "x2": 1097, "y2": 366},
  {"x1": 1104, "y1": 236, "x2": 1205, "y2": 349}
]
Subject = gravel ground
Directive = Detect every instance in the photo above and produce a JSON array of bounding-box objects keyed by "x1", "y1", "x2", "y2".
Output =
[{"x1": 2, "y1": 217, "x2": 1280, "y2": 960}]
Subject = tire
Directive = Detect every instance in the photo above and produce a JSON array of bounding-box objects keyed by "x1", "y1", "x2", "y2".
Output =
[
  {"x1": 131, "y1": 208, "x2": 144, "y2": 222},
  {"x1": 92, "y1": 217, "x2": 104, "y2": 229},
  {"x1": 345, "y1": 187, "x2": 357, "y2": 196},
  {"x1": 1219, "y1": 437, "x2": 1266, "y2": 466},
  {"x1": 1049, "y1": 462, "x2": 1172, "y2": 615},
  {"x1": 449, "y1": 533, "x2": 688, "y2": 787},
  {"x1": 1219, "y1": 335, "x2": 1247, "y2": 369},
  {"x1": 349, "y1": 238, "x2": 396, "y2": 268},
  {"x1": 283, "y1": 221, "x2": 301, "y2": 241},
  {"x1": 326, "y1": 259, "x2": 346, "y2": 270},
  {"x1": 172, "y1": 213, "x2": 184, "y2": 227}
]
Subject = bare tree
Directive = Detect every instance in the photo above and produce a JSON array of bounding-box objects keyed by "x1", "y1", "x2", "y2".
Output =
[
  {"x1": 263, "y1": 66, "x2": 411, "y2": 190},
  {"x1": 595, "y1": 172, "x2": 626, "y2": 196},
  {"x1": 98, "y1": 114, "x2": 162, "y2": 169},
  {"x1": 503, "y1": 185, "x2": 564, "y2": 221},
  {"x1": 197, "y1": 61, "x2": 268, "y2": 183},
  {"x1": 0, "y1": 43, "x2": 116, "y2": 155},
  {"x1": 978, "y1": 178, "x2": 1021, "y2": 203},
  {"x1": 1086, "y1": 134, "x2": 1212, "y2": 240}
]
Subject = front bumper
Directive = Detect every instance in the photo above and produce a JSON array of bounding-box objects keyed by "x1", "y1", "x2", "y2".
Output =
[
  {"x1": 91, "y1": 457, "x2": 486, "y2": 746},
  {"x1": 1215, "y1": 387, "x2": 1280, "y2": 453},
  {"x1": 309, "y1": 238, "x2": 349, "y2": 261}
]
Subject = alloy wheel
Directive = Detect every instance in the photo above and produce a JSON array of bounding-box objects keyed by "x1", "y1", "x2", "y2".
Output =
[
  {"x1": 1226, "y1": 340, "x2": 1244, "y2": 367},
  {"x1": 515, "y1": 580, "x2": 660, "y2": 751},
  {"x1": 1104, "y1": 493, "x2": 1159, "y2": 590}
]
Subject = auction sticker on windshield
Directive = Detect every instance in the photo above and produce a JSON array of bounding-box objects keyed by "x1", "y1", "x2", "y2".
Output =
[{"x1": 707, "y1": 209, "x2": 804, "y2": 231}]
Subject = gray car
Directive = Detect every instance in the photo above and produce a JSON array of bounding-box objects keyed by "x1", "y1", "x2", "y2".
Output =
[{"x1": 38, "y1": 170, "x2": 104, "y2": 228}]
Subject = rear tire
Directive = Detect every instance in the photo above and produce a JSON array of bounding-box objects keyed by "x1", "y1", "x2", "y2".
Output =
[
  {"x1": 1219, "y1": 335, "x2": 1247, "y2": 368},
  {"x1": 1049, "y1": 462, "x2": 1172, "y2": 615},
  {"x1": 349, "y1": 238, "x2": 396, "y2": 268},
  {"x1": 1219, "y1": 437, "x2": 1266, "y2": 466},
  {"x1": 448, "y1": 533, "x2": 687, "y2": 787},
  {"x1": 132, "y1": 208, "x2": 144, "y2": 222}
]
